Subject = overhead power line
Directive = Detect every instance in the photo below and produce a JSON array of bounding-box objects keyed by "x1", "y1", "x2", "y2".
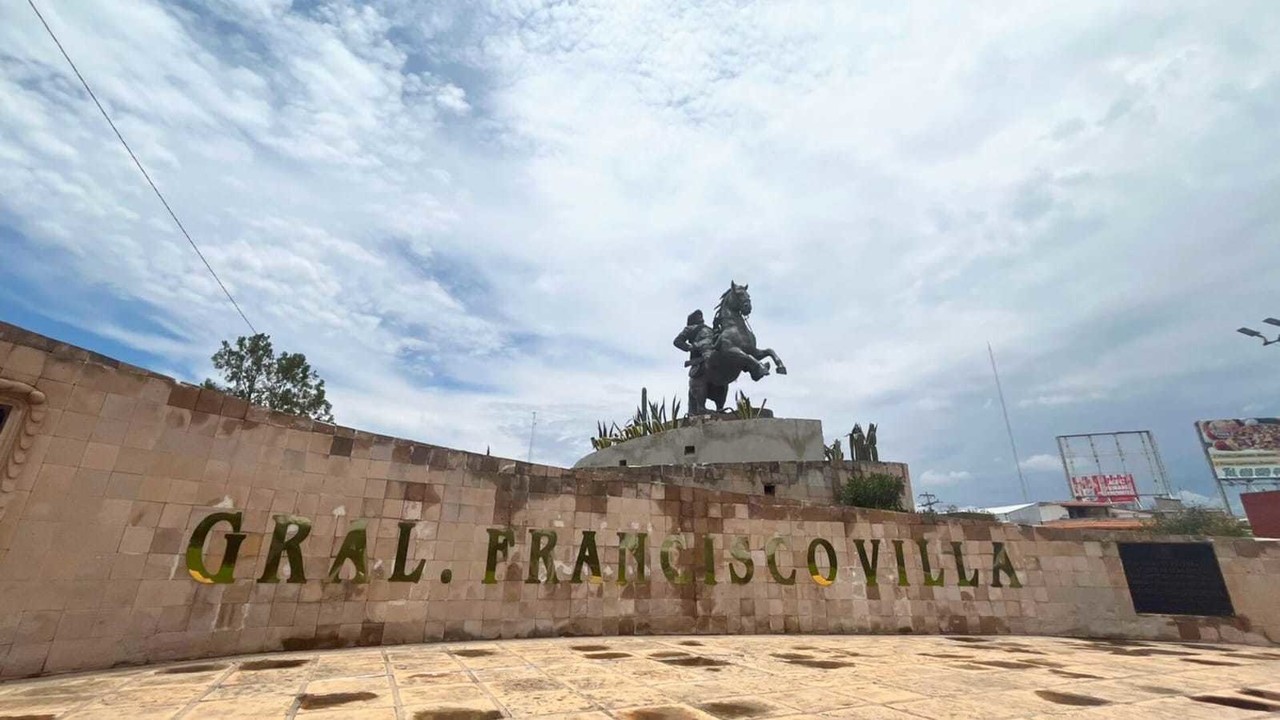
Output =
[{"x1": 26, "y1": 0, "x2": 257, "y2": 335}]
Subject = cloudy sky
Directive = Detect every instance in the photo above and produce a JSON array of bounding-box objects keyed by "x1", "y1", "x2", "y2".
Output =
[{"x1": 2, "y1": 1, "x2": 1277, "y2": 510}]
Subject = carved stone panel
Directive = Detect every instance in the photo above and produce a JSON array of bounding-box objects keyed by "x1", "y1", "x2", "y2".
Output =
[{"x1": 0, "y1": 377, "x2": 48, "y2": 521}]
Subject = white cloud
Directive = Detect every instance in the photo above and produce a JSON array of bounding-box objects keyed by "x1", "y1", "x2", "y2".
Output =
[
  {"x1": 1017, "y1": 392, "x2": 1107, "y2": 409},
  {"x1": 919, "y1": 470, "x2": 973, "y2": 487},
  {"x1": 0, "y1": 0, "x2": 1278, "y2": 503},
  {"x1": 1020, "y1": 454, "x2": 1063, "y2": 472}
]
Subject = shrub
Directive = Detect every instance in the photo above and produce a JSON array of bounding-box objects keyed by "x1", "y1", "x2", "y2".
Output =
[
  {"x1": 1142, "y1": 507, "x2": 1250, "y2": 537},
  {"x1": 838, "y1": 473, "x2": 906, "y2": 511}
]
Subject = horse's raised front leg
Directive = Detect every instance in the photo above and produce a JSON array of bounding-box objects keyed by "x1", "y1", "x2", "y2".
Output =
[
  {"x1": 753, "y1": 348, "x2": 786, "y2": 375},
  {"x1": 724, "y1": 345, "x2": 769, "y2": 381}
]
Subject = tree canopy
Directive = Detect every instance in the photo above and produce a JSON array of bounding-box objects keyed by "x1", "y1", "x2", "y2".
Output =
[{"x1": 203, "y1": 333, "x2": 334, "y2": 423}]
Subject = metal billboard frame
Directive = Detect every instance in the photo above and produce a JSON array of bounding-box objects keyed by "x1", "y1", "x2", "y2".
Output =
[{"x1": 1055, "y1": 430, "x2": 1173, "y2": 504}]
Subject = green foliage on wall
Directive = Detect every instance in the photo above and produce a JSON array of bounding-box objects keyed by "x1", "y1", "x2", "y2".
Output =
[
  {"x1": 1143, "y1": 507, "x2": 1251, "y2": 537},
  {"x1": 838, "y1": 473, "x2": 906, "y2": 512}
]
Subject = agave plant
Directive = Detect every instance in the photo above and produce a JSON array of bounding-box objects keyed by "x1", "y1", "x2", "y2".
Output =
[
  {"x1": 590, "y1": 388, "x2": 685, "y2": 448},
  {"x1": 733, "y1": 390, "x2": 767, "y2": 420},
  {"x1": 823, "y1": 438, "x2": 844, "y2": 462}
]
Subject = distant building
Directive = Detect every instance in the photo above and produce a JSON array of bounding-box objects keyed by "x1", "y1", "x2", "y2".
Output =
[{"x1": 982, "y1": 500, "x2": 1154, "y2": 530}]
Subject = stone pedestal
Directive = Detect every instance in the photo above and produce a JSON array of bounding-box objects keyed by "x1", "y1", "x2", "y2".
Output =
[{"x1": 574, "y1": 416, "x2": 825, "y2": 468}]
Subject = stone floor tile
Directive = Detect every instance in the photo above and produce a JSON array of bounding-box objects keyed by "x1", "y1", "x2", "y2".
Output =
[
  {"x1": 889, "y1": 695, "x2": 1014, "y2": 719},
  {"x1": 448, "y1": 649, "x2": 525, "y2": 671},
  {"x1": 310, "y1": 663, "x2": 389, "y2": 679},
  {"x1": 396, "y1": 669, "x2": 477, "y2": 687},
  {"x1": 129, "y1": 668, "x2": 229, "y2": 687},
  {"x1": 303, "y1": 675, "x2": 393, "y2": 694},
  {"x1": 837, "y1": 683, "x2": 927, "y2": 705},
  {"x1": 476, "y1": 667, "x2": 559, "y2": 685},
  {"x1": 761, "y1": 688, "x2": 867, "y2": 713},
  {"x1": 499, "y1": 688, "x2": 599, "y2": 716},
  {"x1": 390, "y1": 654, "x2": 464, "y2": 672},
  {"x1": 296, "y1": 676, "x2": 396, "y2": 713},
  {"x1": 0, "y1": 674, "x2": 134, "y2": 697},
  {"x1": 65, "y1": 704, "x2": 183, "y2": 719},
  {"x1": 580, "y1": 683, "x2": 679, "y2": 708},
  {"x1": 882, "y1": 676, "x2": 977, "y2": 697},
  {"x1": 983, "y1": 690, "x2": 1104, "y2": 718},
  {"x1": 402, "y1": 697, "x2": 507, "y2": 719},
  {"x1": 98, "y1": 685, "x2": 209, "y2": 706},
  {"x1": 0, "y1": 694, "x2": 94, "y2": 715},
  {"x1": 558, "y1": 673, "x2": 619, "y2": 691},
  {"x1": 298, "y1": 706, "x2": 400, "y2": 719},
  {"x1": 200, "y1": 682, "x2": 297, "y2": 702},
  {"x1": 694, "y1": 695, "x2": 799, "y2": 718},
  {"x1": 1121, "y1": 696, "x2": 1263, "y2": 720},
  {"x1": 221, "y1": 666, "x2": 313, "y2": 686},
  {"x1": 820, "y1": 706, "x2": 933, "y2": 719},
  {"x1": 664, "y1": 680, "x2": 762, "y2": 703},
  {"x1": 614, "y1": 703, "x2": 719, "y2": 720},
  {"x1": 182, "y1": 696, "x2": 296, "y2": 719},
  {"x1": 397, "y1": 681, "x2": 494, "y2": 707}
]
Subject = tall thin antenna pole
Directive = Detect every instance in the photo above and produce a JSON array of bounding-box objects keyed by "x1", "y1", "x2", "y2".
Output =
[
  {"x1": 526, "y1": 411, "x2": 537, "y2": 463},
  {"x1": 988, "y1": 342, "x2": 1030, "y2": 503}
]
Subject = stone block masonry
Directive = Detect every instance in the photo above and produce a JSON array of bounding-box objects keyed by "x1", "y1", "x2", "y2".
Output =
[
  {"x1": 1, "y1": 320, "x2": 1277, "y2": 678},
  {"x1": 574, "y1": 417, "x2": 828, "y2": 467}
]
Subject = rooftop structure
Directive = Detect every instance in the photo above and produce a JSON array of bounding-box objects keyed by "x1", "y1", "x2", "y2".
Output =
[{"x1": 983, "y1": 500, "x2": 1155, "y2": 528}]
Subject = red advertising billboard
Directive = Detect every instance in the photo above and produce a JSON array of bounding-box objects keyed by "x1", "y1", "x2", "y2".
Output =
[{"x1": 1069, "y1": 473, "x2": 1139, "y2": 503}]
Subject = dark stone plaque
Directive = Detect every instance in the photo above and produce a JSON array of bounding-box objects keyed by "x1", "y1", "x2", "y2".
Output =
[{"x1": 1118, "y1": 542, "x2": 1234, "y2": 617}]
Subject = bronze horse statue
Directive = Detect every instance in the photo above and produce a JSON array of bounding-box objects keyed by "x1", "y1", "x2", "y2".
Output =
[{"x1": 690, "y1": 281, "x2": 787, "y2": 414}]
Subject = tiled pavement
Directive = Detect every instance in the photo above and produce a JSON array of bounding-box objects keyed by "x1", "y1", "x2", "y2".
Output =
[{"x1": 2, "y1": 635, "x2": 1280, "y2": 719}]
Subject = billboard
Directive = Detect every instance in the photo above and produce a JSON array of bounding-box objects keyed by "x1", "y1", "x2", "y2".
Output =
[
  {"x1": 1195, "y1": 418, "x2": 1280, "y2": 481},
  {"x1": 1055, "y1": 431, "x2": 1172, "y2": 504},
  {"x1": 1069, "y1": 474, "x2": 1139, "y2": 503}
]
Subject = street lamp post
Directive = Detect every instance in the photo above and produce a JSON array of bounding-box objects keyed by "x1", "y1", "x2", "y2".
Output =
[{"x1": 1237, "y1": 318, "x2": 1280, "y2": 346}]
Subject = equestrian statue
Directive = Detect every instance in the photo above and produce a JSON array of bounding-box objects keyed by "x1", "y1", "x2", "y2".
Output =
[{"x1": 673, "y1": 281, "x2": 786, "y2": 415}]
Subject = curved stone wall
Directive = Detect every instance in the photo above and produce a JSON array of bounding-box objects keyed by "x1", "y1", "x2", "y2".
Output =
[{"x1": 1, "y1": 321, "x2": 1277, "y2": 678}]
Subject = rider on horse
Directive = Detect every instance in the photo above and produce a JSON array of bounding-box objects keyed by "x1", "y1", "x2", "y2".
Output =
[
  {"x1": 673, "y1": 309, "x2": 715, "y2": 412},
  {"x1": 677, "y1": 282, "x2": 786, "y2": 415}
]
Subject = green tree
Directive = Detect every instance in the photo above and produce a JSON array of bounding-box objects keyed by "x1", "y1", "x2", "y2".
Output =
[
  {"x1": 1143, "y1": 507, "x2": 1250, "y2": 537},
  {"x1": 838, "y1": 473, "x2": 906, "y2": 511},
  {"x1": 203, "y1": 333, "x2": 334, "y2": 423}
]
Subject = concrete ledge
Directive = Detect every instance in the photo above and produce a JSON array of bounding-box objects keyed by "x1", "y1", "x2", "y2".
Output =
[{"x1": 575, "y1": 417, "x2": 825, "y2": 468}]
